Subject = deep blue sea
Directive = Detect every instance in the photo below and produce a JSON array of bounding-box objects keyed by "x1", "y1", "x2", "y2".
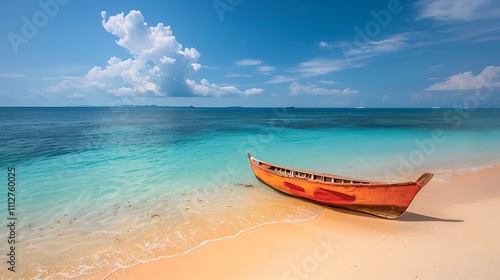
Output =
[{"x1": 1, "y1": 107, "x2": 499, "y2": 279}]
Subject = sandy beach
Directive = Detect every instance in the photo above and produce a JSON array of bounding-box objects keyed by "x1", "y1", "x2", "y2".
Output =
[{"x1": 107, "y1": 166, "x2": 500, "y2": 280}]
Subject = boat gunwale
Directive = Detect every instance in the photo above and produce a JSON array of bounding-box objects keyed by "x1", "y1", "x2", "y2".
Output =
[{"x1": 248, "y1": 153, "x2": 419, "y2": 187}]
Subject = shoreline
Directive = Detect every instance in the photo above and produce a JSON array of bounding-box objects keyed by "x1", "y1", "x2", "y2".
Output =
[
  {"x1": 102, "y1": 214, "x2": 321, "y2": 280},
  {"x1": 106, "y1": 165, "x2": 500, "y2": 280}
]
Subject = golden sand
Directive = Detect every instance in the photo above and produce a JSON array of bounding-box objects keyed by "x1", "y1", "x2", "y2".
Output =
[{"x1": 107, "y1": 166, "x2": 500, "y2": 280}]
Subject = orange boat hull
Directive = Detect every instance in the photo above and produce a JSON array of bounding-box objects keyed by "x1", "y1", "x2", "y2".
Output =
[{"x1": 248, "y1": 152, "x2": 433, "y2": 219}]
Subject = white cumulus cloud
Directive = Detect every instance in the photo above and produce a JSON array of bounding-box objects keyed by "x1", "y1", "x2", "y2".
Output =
[
  {"x1": 425, "y1": 66, "x2": 500, "y2": 91},
  {"x1": 191, "y1": 63, "x2": 202, "y2": 71},
  {"x1": 243, "y1": 88, "x2": 265, "y2": 96},
  {"x1": 46, "y1": 10, "x2": 261, "y2": 98},
  {"x1": 186, "y1": 79, "x2": 263, "y2": 97}
]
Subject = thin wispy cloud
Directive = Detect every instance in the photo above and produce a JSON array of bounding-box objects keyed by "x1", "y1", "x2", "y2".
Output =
[
  {"x1": 410, "y1": 0, "x2": 500, "y2": 45},
  {"x1": 299, "y1": 33, "x2": 410, "y2": 77},
  {"x1": 415, "y1": 0, "x2": 500, "y2": 21},
  {"x1": 267, "y1": 75, "x2": 295, "y2": 84},
  {"x1": 319, "y1": 80, "x2": 337, "y2": 85},
  {"x1": 0, "y1": 73, "x2": 27, "y2": 79},
  {"x1": 289, "y1": 82, "x2": 358, "y2": 96},
  {"x1": 224, "y1": 73, "x2": 252, "y2": 78},
  {"x1": 257, "y1": 65, "x2": 275, "y2": 72},
  {"x1": 342, "y1": 33, "x2": 410, "y2": 57},
  {"x1": 436, "y1": 23, "x2": 500, "y2": 44},
  {"x1": 296, "y1": 57, "x2": 355, "y2": 77},
  {"x1": 235, "y1": 59, "x2": 262, "y2": 66}
]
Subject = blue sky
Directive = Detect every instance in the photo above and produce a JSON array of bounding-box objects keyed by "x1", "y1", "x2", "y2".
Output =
[{"x1": 1, "y1": 0, "x2": 499, "y2": 107}]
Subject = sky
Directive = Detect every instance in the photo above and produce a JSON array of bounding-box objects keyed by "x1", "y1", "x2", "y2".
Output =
[{"x1": 1, "y1": 0, "x2": 499, "y2": 107}]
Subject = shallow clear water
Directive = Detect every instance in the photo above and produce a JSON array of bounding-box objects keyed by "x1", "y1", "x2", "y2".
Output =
[{"x1": 0, "y1": 107, "x2": 499, "y2": 278}]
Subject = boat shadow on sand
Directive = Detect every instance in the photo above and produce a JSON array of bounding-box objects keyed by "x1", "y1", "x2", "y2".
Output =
[
  {"x1": 257, "y1": 185, "x2": 464, "y2": 222},
  {"x1": 324, "y1": 206, "x2": 464, "y2": 223},
  {"x1": 397, "y1": 211, "x2": 464, "y2": 222},
  {"x1": 260, "y1": 185, "x2": 464, "y2": 222}
]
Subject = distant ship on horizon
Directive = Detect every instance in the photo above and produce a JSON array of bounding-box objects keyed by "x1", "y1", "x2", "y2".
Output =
[
  {"x1": 356, "y1": 99, "x2": 365, "y2": 109},
  {"x1": 432, "y1": 101, "x2": 440, "y2": 109}
]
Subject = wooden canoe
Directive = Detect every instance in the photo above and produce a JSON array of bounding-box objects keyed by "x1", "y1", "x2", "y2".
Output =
[{"x1": 247, "y1": 152, "x2": 433, "y2": 219}]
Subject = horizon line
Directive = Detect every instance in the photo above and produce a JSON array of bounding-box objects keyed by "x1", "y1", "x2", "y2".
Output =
[{"x1": 1, "y1": 106, "x2": 499, "y2": 109}]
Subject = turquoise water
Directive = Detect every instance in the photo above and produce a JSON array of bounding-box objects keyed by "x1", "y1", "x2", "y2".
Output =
[{"x1": 1, "y1": 107, "x2": 499, "y2": 279}]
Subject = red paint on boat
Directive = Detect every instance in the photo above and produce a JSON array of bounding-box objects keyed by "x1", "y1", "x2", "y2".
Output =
[
  {"x1": 313, "y1": 188, "x2": 356, "y2": 203},
  {"x1": 284, "y1": 181, "x2": 305, "y2": 193}
]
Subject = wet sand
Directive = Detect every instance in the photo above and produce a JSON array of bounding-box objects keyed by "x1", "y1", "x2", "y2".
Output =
[{"x1": 107, "y1": 166, "x2": 500, "y2": 280}]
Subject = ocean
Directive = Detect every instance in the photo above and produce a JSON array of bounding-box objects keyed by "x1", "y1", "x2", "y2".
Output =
[{"x1": 1, "y1": 107, "x2": 499, "y2": 279}]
